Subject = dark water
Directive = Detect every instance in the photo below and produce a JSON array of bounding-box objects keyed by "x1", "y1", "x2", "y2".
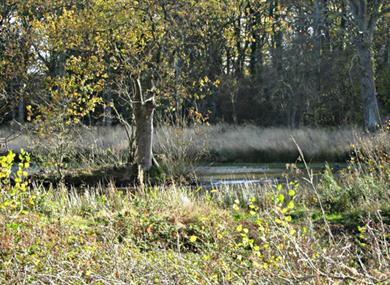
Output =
[{"x1": 8, "y1": 161, "x2": 344, "y2": 189}]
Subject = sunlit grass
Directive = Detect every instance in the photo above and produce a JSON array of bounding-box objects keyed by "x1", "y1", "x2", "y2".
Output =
[
  {"x1": 1, "y1": 124, "x2": 360, "y2": 162},
  {"x1": 0, "y1": 126, "x2": 389, "y2": 284}
]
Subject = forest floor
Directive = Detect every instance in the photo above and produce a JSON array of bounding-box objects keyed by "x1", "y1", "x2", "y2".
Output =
[{"x1": 0, "y1": 125, "x2": 389, "y2": 284}]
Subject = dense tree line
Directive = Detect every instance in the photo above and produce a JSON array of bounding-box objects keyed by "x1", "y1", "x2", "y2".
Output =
[{"x1": 0, "y1": 0, "x2": 389, "y2": 171}]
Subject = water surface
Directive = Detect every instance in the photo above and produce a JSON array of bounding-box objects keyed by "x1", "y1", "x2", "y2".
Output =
[{"x1": 196, "y1": 163, "x2": 345, "y2": 188}]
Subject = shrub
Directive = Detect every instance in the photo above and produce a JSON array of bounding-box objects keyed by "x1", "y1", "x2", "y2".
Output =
[{"x1": 0, "y1": 149, "x2": 35, "y2": 216}]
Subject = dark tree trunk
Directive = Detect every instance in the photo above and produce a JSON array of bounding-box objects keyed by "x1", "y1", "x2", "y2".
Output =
[
  {"x1": 18, "y1": 97, "x2": 24, "y2": 123},
  {"x1": 231, "y1": 96, "x2": 238, "y2": 124},
  {"x1": 270, "y1": 0, "x2": 283, "y2": 75},
  {"x1": 174, "y1": 57, "x2": 182, "y2": 124},
  {"x1": 249, "y1": 38, "x2": 257, "y2": 77},
  {"x1": 234, "y1": 19, "x2": 244, "y2": 78},
  {"x1": 226, "y1": 48, "x2": 231, "y2": 75}
]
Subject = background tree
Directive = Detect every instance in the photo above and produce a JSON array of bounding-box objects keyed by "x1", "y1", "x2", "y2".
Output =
[
  {"x1": 347, "y1": 0, "x2": 388, "y2": 131},
  {"x1": 1, "y1": 0, "x2": 390, "y2": 177}
]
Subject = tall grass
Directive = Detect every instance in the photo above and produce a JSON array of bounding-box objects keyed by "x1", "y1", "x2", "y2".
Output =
[
  {"x1": 1, "y1": 128, "x2": 389, "y2": 284},
  {"x1": 1, "y1": 124, "x2": 359, "y2": 163},
  {"x1": 1, "y1": 180, "x2": 388, "y2": 284},
  {"x1": 187, "y1": 124, "x2": 358, "y2": 162}
]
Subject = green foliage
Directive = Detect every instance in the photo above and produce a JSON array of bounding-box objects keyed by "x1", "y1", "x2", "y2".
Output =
[{"x1": 319, "y1": 165, "x2": 351, "y2": 212}]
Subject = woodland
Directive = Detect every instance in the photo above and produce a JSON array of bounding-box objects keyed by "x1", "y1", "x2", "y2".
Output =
[{"x1": 0, "y1": 1, "x2": 389, "y2": 284}]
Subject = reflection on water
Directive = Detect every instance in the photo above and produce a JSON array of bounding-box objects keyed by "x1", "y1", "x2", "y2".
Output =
[{"x1": 196, "y1": 163, "x2": 345, "y2": 188}]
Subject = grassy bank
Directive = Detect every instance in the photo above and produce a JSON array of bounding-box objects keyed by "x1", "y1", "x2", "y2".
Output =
[
  {"x1": 1, "y1": 135, "x2": 389, "y2": 283},
  {"x1": 0, "y1": 179, "x2": 389, "y2": 284}
]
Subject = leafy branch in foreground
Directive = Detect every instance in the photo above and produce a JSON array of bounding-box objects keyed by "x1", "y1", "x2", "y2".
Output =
[{"x1": 0, "y1": 149, "x2": 34, "y2": 217}]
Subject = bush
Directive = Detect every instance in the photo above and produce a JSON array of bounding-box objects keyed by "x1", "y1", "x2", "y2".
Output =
[{"x1": 0, "y1": 149, "x2": 35, "y2": 216}]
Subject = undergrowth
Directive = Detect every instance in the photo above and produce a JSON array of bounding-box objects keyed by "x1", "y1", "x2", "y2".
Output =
[{"x1": 0, "y1": 128, "x2": 389, "y2": 284}]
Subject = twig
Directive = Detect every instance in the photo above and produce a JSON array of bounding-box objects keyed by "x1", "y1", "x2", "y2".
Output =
[{"x1": 291, "y1": 136, "x2": 335, "y2": 244}]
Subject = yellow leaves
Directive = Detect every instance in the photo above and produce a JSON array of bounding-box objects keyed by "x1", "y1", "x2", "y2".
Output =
[
  {"x1": 1, "y1": 149, "x2": 33, "y2": 215},
  {"x1": 189, "y1": 235, "x2": 198, "y2": 242},
  {"x1": 26, "y1": 105, "x2": 33, "y2": 121},
  {"x1": 233, "y1": 198, "x2": 240, "y2": 211},
  {"x1": 357, "y1": 226, "x2": 366, "y2": 233},
  {"x1": 287, "y1": 201, "x2": 295, "y2": 210},
  {"x1": 199, "y1": 76, "x2": 209, "y2": 88},
  {"x1": 38, "y1": 53, "x2": 106, "y2": 129},
  {"x1": 277, "y1": 194, "x2": 285, "y2": 204}
]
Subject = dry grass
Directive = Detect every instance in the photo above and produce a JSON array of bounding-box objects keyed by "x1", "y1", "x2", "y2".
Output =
[
  {"x1": 0, "y1": 181, "x2": 388, "y2": 284},
  {"x1": 1, "y1": 128, "x2": 389, "y2": 284},
  {"x1": 1, "y1": 124, "x2": 360, "y2": 163},
  {"x1": 193, "y1": 124, "x2": 359, "y2": 162}
]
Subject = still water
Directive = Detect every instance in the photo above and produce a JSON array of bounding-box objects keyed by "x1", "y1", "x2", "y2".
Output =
[{"x1": 195, "y1": 163, "x2": 345, "y2": 188}]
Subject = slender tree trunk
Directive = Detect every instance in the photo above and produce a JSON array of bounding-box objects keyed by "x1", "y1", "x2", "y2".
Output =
[
  {"x1": 271, "y1": 0, "x2": 283, "y2": 75},
  {"x1": 18, "y1": 97, "x2": 24, "y2": 123},
  {"x1": 103, "y1": 106, "x2": 112, "y2": 126},
  {"x1": 313, "y1": 0, "x2": 322, "y2": 126},
  {"x1": 103, "y1": 89, "x2": 113, "y2": 126},
  {"x1": 231, "y1": 95, "x2": 238, "y2": 124},
  {"x1": 387, "y1": 41, "x2": 390, "y2": 66},
  {"x1": 174, "y1": 57, "x2": 182, "y2": 124},
  {"x1": 289, "y1": 102, "x2": 297, "y2": 129},
  {"x1": 249, "y1": 38, "x2": 257, "y2": 77},
  {"x1": 357, "y1": 42, "x2": 381, "y2": 131},
  {"x1": 235, "y1": 18, "x2": 244, "y2": 78},
  {"x1": 226, "y1": 48, "x2": 232, "y2": 75}
]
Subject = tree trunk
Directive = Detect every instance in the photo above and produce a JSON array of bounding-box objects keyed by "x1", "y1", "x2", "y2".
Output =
[
  {"x1": 174, "y1": 57, "x2": 182, "y2": 124},
  {"x1": 387, "y1": 41, "x2": 390, "y2": 66},
  {"x1": 314, "y1": 0, "x2": 322, "y2": 110},
  {"x1": 18, "y1": 97, "x2": 24, "y2": 123},
  {"x1": 103, "y1": 90, "x2": 113, "y2": 126},
  {"x1": 231, "y1": 95, "x2": 238, "y2": 124},
  {"x1": 133, "y1": 78, "x2": 155, "y2": 172},
  {"x1": 348, "y1": 0, "x2": 384, "y2": 131},
  {"x1": 271, "y1": 0, "x2": 283, "y2": 75},
  {"x1": 357, "y1": 43, "x2": 381, "y2": 131}
]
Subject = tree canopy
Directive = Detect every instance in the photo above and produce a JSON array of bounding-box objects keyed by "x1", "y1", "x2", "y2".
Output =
[{"x1": 1, "y1": 0, "x2": 389, "y2": 169}]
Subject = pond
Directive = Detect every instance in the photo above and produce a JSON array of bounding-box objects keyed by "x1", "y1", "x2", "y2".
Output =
[
  {"x1": 195, "y1": 163, "x2": 345, "y2": 188},
  {"x1": 7, "y1": 159, "x2": 345, "y2": 189}
]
